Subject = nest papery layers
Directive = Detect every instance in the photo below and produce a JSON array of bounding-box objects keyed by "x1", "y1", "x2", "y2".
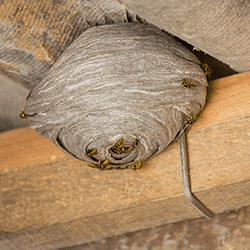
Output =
[{"x1": 25, "y1": 22, "x2": 208, "y2": 167}]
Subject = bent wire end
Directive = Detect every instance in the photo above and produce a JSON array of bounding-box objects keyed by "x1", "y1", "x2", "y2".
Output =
[{"x1": 179, "y1": 131, "x2": 214, "y2": 219}]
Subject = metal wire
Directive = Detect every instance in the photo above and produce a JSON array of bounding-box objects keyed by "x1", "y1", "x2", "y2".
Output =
[{"x1": 179, "y1": 130, "x2": 213, "y2": 219}]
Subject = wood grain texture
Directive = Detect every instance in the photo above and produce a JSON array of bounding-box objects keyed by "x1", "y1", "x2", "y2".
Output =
[
  {"x1": 0, "y1": 0, "x2": 142, "y2": 89},
  {"x1": 0, "y1": 72, "x2": 250, "y2": 248},
  {"x1": 120, "y1": 0, "x2": 250, "y2": 73},
  {"x1": 60, "y1": 206, "x2": 250, "y2": 250}
]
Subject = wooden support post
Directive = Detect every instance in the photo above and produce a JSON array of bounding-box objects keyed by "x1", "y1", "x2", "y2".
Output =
[{"x1": 0, "y1": 72, "x2": 250, "y2": 248}]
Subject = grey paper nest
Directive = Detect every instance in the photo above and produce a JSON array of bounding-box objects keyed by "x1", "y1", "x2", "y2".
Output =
[{"x1": 25, "y1": 22, "x2": 208, "y2": 168}]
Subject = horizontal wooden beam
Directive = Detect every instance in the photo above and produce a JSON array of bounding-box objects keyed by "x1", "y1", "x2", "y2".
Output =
[
  {"x1": 52, "y1": 206, "x2": 250, "y2": 249},
  {"x1": 0, "y1": 72, "x2": 250, "y2": 248}
]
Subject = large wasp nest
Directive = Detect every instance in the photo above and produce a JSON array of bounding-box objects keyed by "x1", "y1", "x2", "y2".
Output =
[{"x1": 25, "y1": 22, "x2": 207, "y2": 169}]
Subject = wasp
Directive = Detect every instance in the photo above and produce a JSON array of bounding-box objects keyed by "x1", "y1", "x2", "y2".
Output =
[
  {"x1": 131, "y1": 161, "x2": 142, "y2": 170},
  {"x1": 202, "y1": 63, "x2": 212, "y2": 77},
  {"x1": 115, "y1": 165, "x2": 130, "y2": 170},
  {"x1": 119, "y1": 165, "x2": 128, "y2": 169},
  {"x1": 87, "y1": 148, "x2": 97, "y2": 156},
  {"x1": 89, "y1": 163, "x2": 98, "y2": 168},
  {"x1": 101, "y1": 159, "x2": 111, "y2": 167},
  {"x1": 97, "y1": 159, "x2": 111, "y2": 170},
  {"x1": 186, "y1": 113, "x2": 197, "y2": 124},
  {"x1": 20, "y1": 110, "x2": 26, "y2": 119},
  {"x1": 114, "y1": 138, "x2": 124, "y2": 148},
  {"x1": 121, "y1": 139, "x2": 139, "y2": 153},
  {"x1": 89, "y1": 158, "x2": 111, "y2": 170},
  {"x1": 181, "y1": 77, "x2": 196, "y2": 91},
  {"x1": 111, "y1": 138, "x2": 124, "y2": 154},
  {"x1": 19, "y1": 110, "x2": 37, "y2": 119},
  {"x1": 103, "y1": 165, "x2": 112, "y2": 170}
]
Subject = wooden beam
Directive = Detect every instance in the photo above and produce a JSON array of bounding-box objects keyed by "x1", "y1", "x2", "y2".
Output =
[
  {"x1": 53, "y1": 206, "x2": 250, "y2": 249},
  {"x1": 0, "y1": 72, "x2": 250, "y2": 248}
]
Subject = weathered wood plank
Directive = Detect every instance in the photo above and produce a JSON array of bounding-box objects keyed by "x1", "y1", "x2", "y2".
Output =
[
  {"x1": 0, "y1": 72, "x2": 250, "y2": 248},
  {"x1": 120, "y1": 0, "x2": 250, "y2": 73},
  {"x1": 0, "y1": 0, "x2": 139, "y2": 89},
  {"x1": 59, "y1": 206, "x2": 250, "y2": 250}
]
